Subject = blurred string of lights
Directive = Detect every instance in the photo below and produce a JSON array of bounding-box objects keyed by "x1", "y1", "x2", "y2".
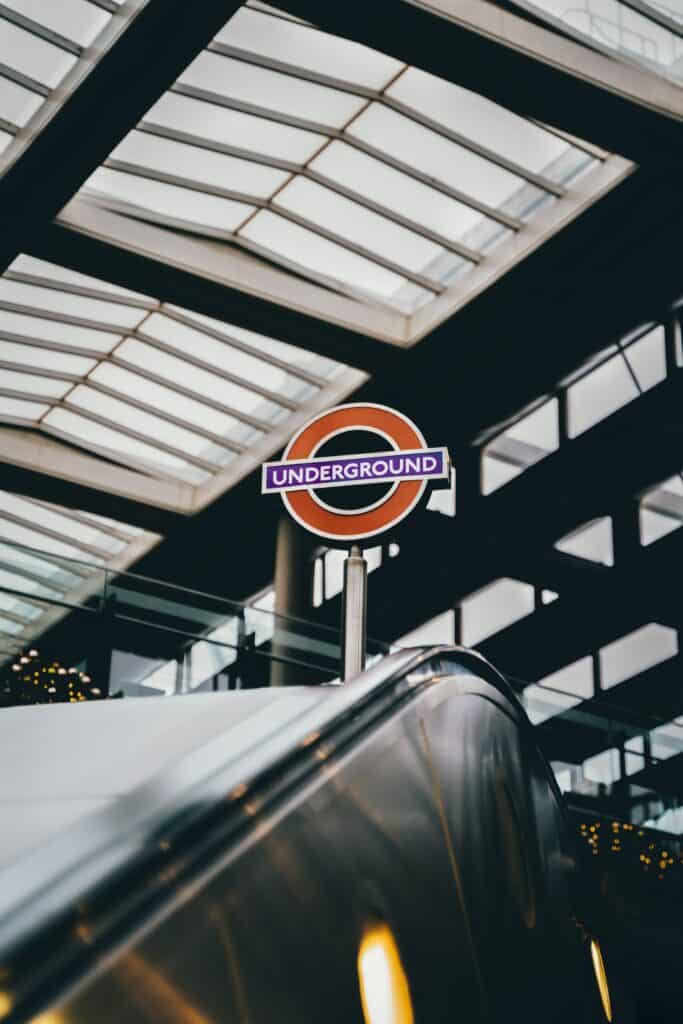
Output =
[
  {"x1": 1, "y1": 649, "x2": 102, "y2": 705},
  {"x1": 577, "y1": 819, "x2": 683, "y2": 880}
]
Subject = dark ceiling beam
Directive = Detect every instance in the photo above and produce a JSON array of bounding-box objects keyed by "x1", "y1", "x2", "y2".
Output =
[
  {"x1": 0, "y1": 0, "x2": 245, "y2": 274},
  {"x1": 536, "y1": 655, "x2": 683, "y2": 765},
  {"x1": 478, "y1": 525, "x2": 683, "y2": 682},
  {"x1": 316, "y1": 372, "x2": 683, "y2": 643},
  {"x1": 275, "y1": 0, "x2": 683, "y2": 162},
  {"x1": 30, "y1": 221, "x2": 395, "y2": 375}
]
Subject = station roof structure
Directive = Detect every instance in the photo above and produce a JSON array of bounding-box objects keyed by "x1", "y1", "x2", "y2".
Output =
[{"x1": 0, "y1": 0, "x2": 682, "y2": 825}]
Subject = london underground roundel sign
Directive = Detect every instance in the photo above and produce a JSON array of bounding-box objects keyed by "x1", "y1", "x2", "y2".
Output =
[{"x1": 262, "y1": 403, "x2": 449, "y2": 543}]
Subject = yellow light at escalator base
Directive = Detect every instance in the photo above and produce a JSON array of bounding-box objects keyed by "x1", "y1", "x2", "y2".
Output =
[
  {"x1": 358, "y1": 923, "x2": 414, "y2": 1024},
  {"x1": 590, "y1": 939, "x2": 613, "y2": 1022}
]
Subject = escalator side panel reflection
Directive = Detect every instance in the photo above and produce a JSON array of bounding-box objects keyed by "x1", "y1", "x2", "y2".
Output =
[{"x1": 43, "y1": 668, "x2": 595, "y2": 1024}]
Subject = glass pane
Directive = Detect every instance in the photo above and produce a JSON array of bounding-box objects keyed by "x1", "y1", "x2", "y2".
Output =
[
  {"x1": 217, "y1": 7, "x2": 404, "y2": 90},
  {"x1": 568, "y1": 326, "x2": 666, "y2": 436},
  {"x1": 310, "y1": 140, "x2": 501, "y2": 250},
  {"x1": 0, "y1": 368, "x2": 70, "y2": 397},
  {"x1": 142, "y1": 312, "x2": 316, "y2": 402},
  {"x1": 88, "y1": 361, "x2": 261, "y2": 448},
  {"x1": 0, "y1": 338, "x2": 95, "y2": 375},
  {"x1": 112, "y1": 130, "x2": 290, "y2": 199},
  {"x1": 43, "y1": 406, "x2": 211, "y2": 484},
  {"x1": 555, "y1": 517, "x2": 614, "y2": 565},
  {"x1": 348, "y1": 103, "x2": 528, "y2": 211},
  {"x1": 115, "y1": 337, "x2": 288, "y2": 423},
  {"x1": 0, "y1": 514, "x2": 106, "y2": 563},
  {"x1": 67, "y1": 385, "x2": 234, "y2": 466},
  {"x1": 10, "y1": 254, "x2": 153, "y2": 302},
  {"x1": 600, "y1": 623, "x2": 678, "y2": 688},
  {"x1": 0, "y1": 565, "x2": 63, "y2": 600},
  {"x1": 1, "y1": 0, "x2": 110, "y2": 47},
  {"x1": 0, "y1": 278, "x2": 147, "y2": 330},
  {"x1": 84, "y1": 167, "x2": 255, "y2": 233},
  {"x1": 0, "y1": 395, "x2": 47, "y2": 419},
  {"x1": 275, "y1": 175, "x2": 465, "y2": 283},
  {"x1": 524, "y1": 0, "x2": 683, "y2": 83},
  {"x1": 0, "y1": 74, "x2": 43, "y2": 126},
  {"x1": 147, "y1": 93, "x2": 325, "y2": 164},
  {"x1": 460, "y1": 577, "x2": 535, "y2": 646},
  {"x1": 0, "y1": 308, "x2": 121, "y2": 352},
  {"x1": 179, "y1": 52, "x2": 365, "y2": 129},
  {"x1": 240, "y1": 209, "x2": 432, "y2": 310},
  {"x1": 164, "y1": 306, "x2": 342, "y2": 380},
  {"x1": 0, "y1": 540, "x2": 86, "y2": 588},
  {"x1": 387, "y1": 68, "x2": 590, "y2": 183},
  {"x1": 0, "y1": 18, "x2": 77, "y2": 88},
  {"x1": 0, "y1": 491, "x2": 123, "y2": 552}
]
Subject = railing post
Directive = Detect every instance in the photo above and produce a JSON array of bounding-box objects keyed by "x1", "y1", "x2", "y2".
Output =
[{"x1": 341, "y1": 545, "x2": 367, "y2": 681}]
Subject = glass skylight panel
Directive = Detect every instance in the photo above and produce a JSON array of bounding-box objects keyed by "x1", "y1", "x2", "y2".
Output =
[
  {"x1": 145, "y1": 93, "x2": 326, "y2": 164},
  {"x1": 0, "y1": 131, "x2": 12, "y2": 155},
  {"x1": 0, "y1": 540, "x2": 85, "y2": 589},
  {"x1": 348, "y1": 104, "x2": 529, "y2": 214},
  {"x1": 555, "y1": 517, "x2": 614, "y2": 565},
  {"x1": 523, "y1": 684, "x2": 582, "y2": 725},
  {"x1": 88, "y1": 361, "x2": 256, "y2": 445},
  {"x1": 141, "y1": 313, "x2": 317, "y2": 403},
  {"x1": 0, "y1": 395, "x2": 47, "y2": 420},
  {"x1": 640, "y1": 474, "x2": 683, "y2": 545},
  {"x1": 0, "y1": 368, "x2": 71, "y2": 398},
  {"x1": 483, "y1": 399, "x2": 559, "y2": 494},
  {"x1": 522, "y1": 0, "x2": 683, "y2": 84},
  {"x1": 460, "y1": 577, "x2": 536, "y2": 646},
  {"x1": 567, "y1": 326, "x2": 666, "y2": 436},
  {"x1": 115, "y1": 337, "x2": 288, "y2": 424},
  {"x1": 0, "y1": 565, "x2": 62, "y2": 601},
  {"x1": 386, "y1": 68, "x2": 593, "y2": 185},
  {"x1": 66, "y1": 385, "x2": 236, "y2": 468},
  {"x1": 0, "y1": 310, "x2": 121, "y2": 353},
  {"x1": 43, "y1": 406, "x2": 212, "y2": 485},
  {"x1": 5, "y1": 0, "x2": 110, "y2": 46},
  {"x1": 599, "y1": 623, "x2": 678, "y2": 689},
  {"x1": 241, "y1": 210, "x2": 432, "y2": 310},
  {"x1": 0, "y1": 491, "x2": 123, "y2": 554},
  {"x1": 0, "y1": 279, "x2": 147, "y2": 331},
  {"x1": 216, "y1": 7, "x2": 404, "y2": 90},
  {"x1": 273, "y1": 175, "x2": 466, "y2": 285},
  {"x1": 178, "y1": 52, "x2": 366, "y2": 129},
  {"x1": 85, "y1": 168, "x2": 256, "y2": 234},
  {"x1": 110, "y1": 130, "x2": 290, "y2": 199},
  {"x1": 0, "y1": 339, "x2": 96, "y2": 375},
  {"x1": 9, "y1": 255, "x2": 154, "y2": 303},
  {"x1": 0, "y1": 513, "x2": 105, "y2": 562},
  {"x1": 0, "y1": 75, "x2": 43, "y2": 127},
  {"x1": 0, "y1": 18, "x2": 78, "y2": 90},
  {"x1": 309, "y1": 141, "x2": 502, "y2": 251}
]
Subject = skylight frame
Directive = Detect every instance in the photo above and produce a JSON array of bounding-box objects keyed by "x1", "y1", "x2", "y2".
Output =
[
  {"x1": 66, "y1": 0, "x2": 638, "y2": 339},
  {"x1": 0, "y1": 0, "x2": 150, "y2": 178},
  {"x1": 0, "y1": 254, "x2": 366, "y2": 514}
]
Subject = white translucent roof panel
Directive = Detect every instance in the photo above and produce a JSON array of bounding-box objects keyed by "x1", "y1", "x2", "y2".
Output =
[
  {"x1": 145, "y1": 92, "x2": 326, "y2": 164},
  {"x1": 640, "y1": 473, "x2": 683, "y2": 545},
  {"x1": 521, "y1": 0, "x2": 683, "y2": 84},
  {"x1": 215, "y1": 6, "x2": 404, "y2": 89},
  {"x1": 75, "y1": 3, "x2": 606, "y2": 317},
  {"x1": 600, "y1": 623, "x2": 678, "y2": 689},
  {"x1": 0, "y1": 254, "x2": 363, "y2": 507},
  {"x1": 2, "y1": 0, "x2": 110, "y2": 48},
  {"x1": 0, "y1": 488, "x2": 160, "y2": 659},
  {"x1": 111, "y1": 130, "x2": 290, "y2": 199},
  {"x1": 555, "y1": 517, "x2": 614, "y2": 565},
  {"x1": 0, "y1": 75, "x2": 43, "y2": 127},
  {"x1": 0, "y1": 18, "x2": 77, "y2": 89}
]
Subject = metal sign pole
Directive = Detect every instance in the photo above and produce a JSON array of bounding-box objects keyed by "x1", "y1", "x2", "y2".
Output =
[{"x1": 341, "y1": 545, "x2": 367, "y2": 681}]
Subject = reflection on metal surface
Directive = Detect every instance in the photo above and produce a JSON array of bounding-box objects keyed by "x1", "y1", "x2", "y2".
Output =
[
  {"x1": 418, "y1": 717, "x2": 488, "y2": 1017},
  {"x1": 590, "y1": 939, "x2": 613, "y2": 1022},
  {"x1": 113, "y1": 952, "x2": 212, "y2": 1024},
  {"x1": 208, "y1": 907, "x2": 249, "y2": 1024},
  {"x1": 495, "y1": 772, "x2": 537, "y2": 929},
  {"x1": 28, "y1": 1012, "x2": 68, "y2": 1023},
  {"x1": 357, "y1": 923, "x2": 414, "y2": 1024},
  {"x1": 0, "y1": 992, "x2": 11, "y2": 1020}
]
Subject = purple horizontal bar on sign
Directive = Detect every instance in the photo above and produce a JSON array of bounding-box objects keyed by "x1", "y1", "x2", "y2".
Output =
[{"x1": 262, "y1": 447, "x2": 449, "y2": 494}]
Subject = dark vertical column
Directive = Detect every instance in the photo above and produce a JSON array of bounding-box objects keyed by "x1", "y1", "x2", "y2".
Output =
[{"x1": 271, "y1": 515, "x2": 315, "y2": 686}]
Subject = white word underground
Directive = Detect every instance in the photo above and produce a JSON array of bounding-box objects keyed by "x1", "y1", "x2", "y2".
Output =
[{"x1": 262, "y1": 447, "x2": 448, "y2": 494}]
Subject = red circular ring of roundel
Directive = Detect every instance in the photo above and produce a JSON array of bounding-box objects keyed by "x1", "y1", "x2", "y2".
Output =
[{"x1": 282, "y1": 403, "x2": 428, "y2": 542}]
